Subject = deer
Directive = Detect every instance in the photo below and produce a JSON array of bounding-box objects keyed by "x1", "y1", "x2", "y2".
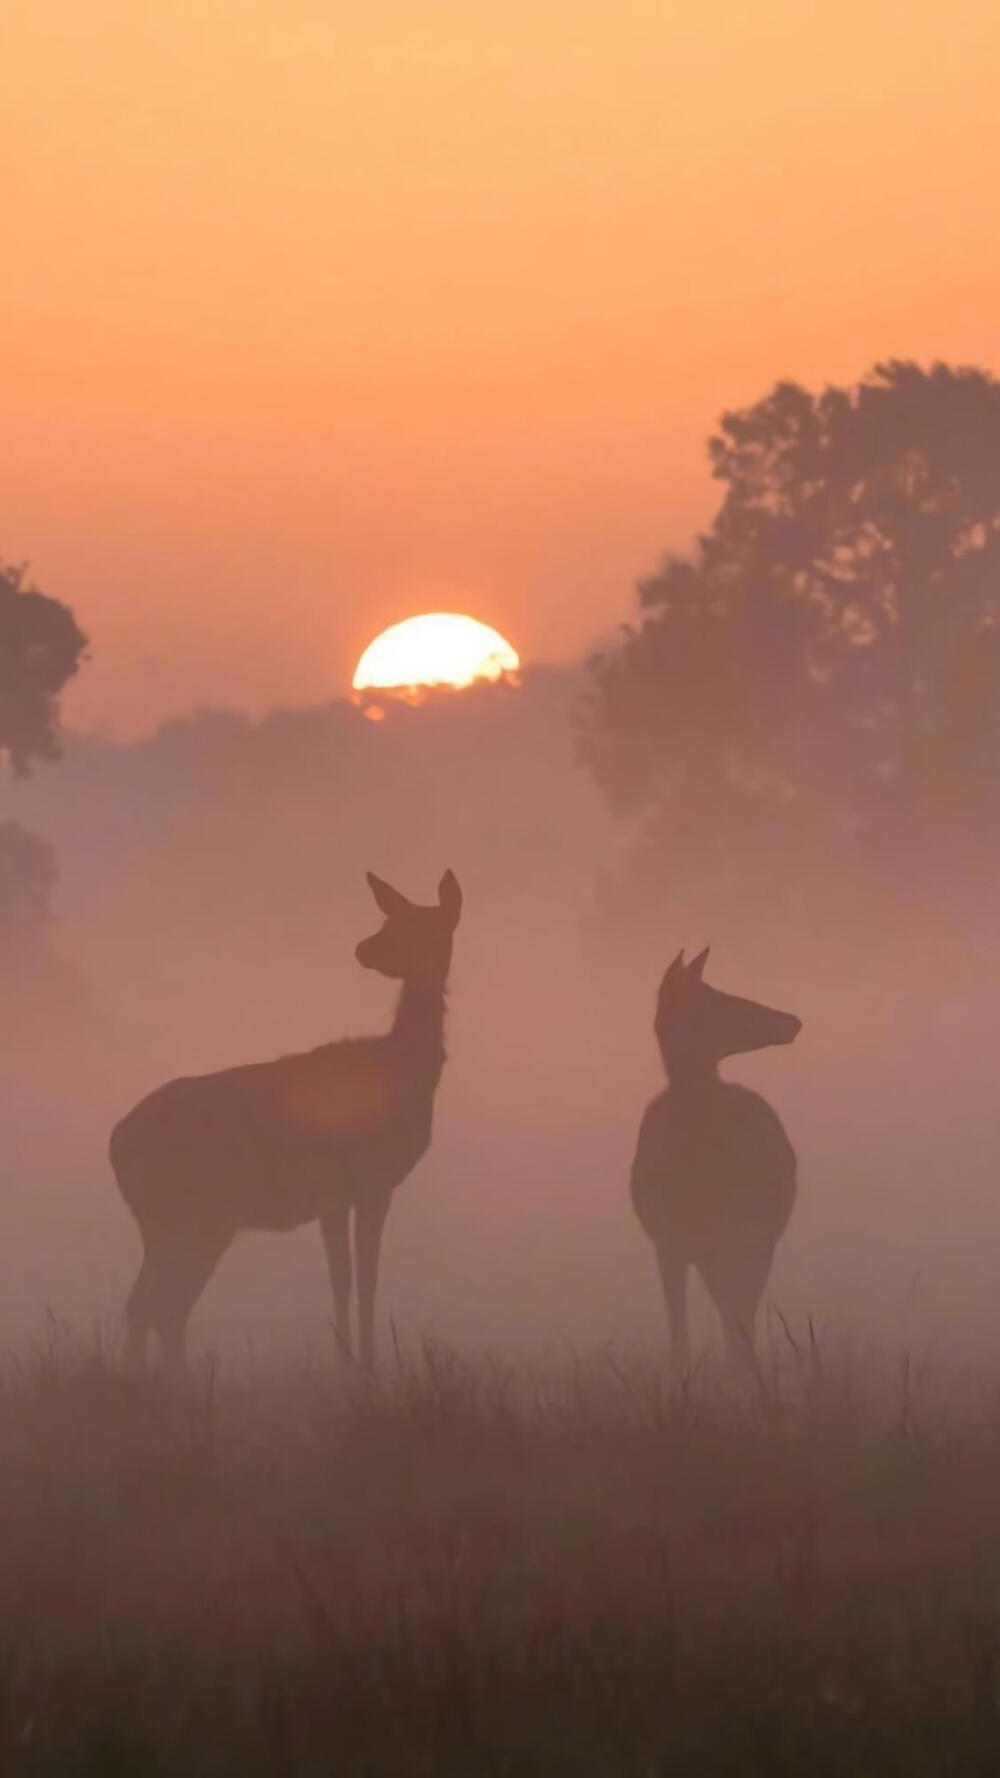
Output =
[
  {"x1": 630, "y1": 948, "x2": 801, "y2": 1374},
  {"x1": 109, "y1": 869, "x2": 463, "y2": 1377}
]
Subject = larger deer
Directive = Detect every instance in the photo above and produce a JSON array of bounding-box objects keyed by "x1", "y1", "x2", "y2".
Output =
[
  {"x1": 630, "y1": 948, "x2": 801, "y2": 1372},
  {"x1": 110, "y1": 870, "x2": 462, "y2": 1375}
]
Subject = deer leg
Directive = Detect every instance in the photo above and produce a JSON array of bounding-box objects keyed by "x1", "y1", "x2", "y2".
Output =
[
  {"x1": 143, "y1": 1225, "x2": 229, "y2": 1382},
  {"x1": 355, "y1": 1192, "x2": 391, "y2": 1373},
  {"x1": 653, "y1": 1243, "x2": 690, "y2": 1373},
  {"x1": 125, "y1": 1248, "x2": 156, "y2": 1370},
  {"x1": 320, "y1": 1200, "x2": 353, "y2": 1362},
  {"x1": 720, "y1": 1304, "x2": 758, "y2": 1376},
  {"x1": 706, "y1": 1243, "x2": 771, "y2": 1377}
]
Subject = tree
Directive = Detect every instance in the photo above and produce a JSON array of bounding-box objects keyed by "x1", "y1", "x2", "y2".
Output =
[
  {"x1": 0, "y1": 558, "x2": 88, "y2": 775},
  {"x1": 578, "y1": 362, "x2": 1000, "y2": 921},
  {"x1": 0, "y1": 559, "x2": 89, "y2": 1046}
]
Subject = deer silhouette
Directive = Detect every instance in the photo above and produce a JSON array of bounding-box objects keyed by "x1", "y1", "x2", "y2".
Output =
[
  {"x1": 110, "y1": 870, "x2": 462, "y2": 1375},
  {"x1": 630, "y1": 948, "x2": 801, "y2": 1372}
]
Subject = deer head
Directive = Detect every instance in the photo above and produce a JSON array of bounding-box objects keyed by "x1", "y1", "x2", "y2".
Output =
[
  {"x1": 654, "y1": 948, "x2": 801, "y2": 1073},
  {"x1": 355, "y1": 871, "x2": 463, "y2": 984}
]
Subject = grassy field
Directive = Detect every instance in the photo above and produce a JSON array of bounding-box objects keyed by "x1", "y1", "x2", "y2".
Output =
[{"x1": 2, "y1": 1333, "x2": 1000, "y2": 1775}]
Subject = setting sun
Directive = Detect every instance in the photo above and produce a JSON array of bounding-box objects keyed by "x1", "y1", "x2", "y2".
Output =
[{"x1": 353, "y1": 614, "x2": 520, "y2": 696}]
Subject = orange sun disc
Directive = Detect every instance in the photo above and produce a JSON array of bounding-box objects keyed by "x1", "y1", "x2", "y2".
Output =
[{"x1": 353, "y1": 613, "x2": 520, "y2": 695}]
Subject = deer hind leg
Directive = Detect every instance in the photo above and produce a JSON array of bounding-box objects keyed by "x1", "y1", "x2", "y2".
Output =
[
  {"x1": 702, "y1": 1239, "x2": 774, "y2": 1376},
  {"x1": 132, "y1": 1222, "x2": 229, "y2": 1381},
  {"x1": 320, "y1": 1200, "x2": 353, "y2": 1362},
  {"x1": 355, "y1": 1191, "x2": 391, "y2": 1373},
  {"x1": 653, "y1": 1241, "x2": 690, "y2": 1374}
]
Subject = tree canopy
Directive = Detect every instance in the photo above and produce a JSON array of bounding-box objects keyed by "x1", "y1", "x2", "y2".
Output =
[
  {"x1": 0, "y1": 558, "x2": 89, "y2": 1041},
  {"x1": 0, "y1": 558, "x2": 88, "y2": 776},
  {"x1": 578, "y1": 361, "x2": 1000, "y2": 920}
]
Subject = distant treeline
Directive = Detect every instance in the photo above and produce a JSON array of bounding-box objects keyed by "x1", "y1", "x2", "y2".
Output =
[{"x1": 5, "y1": 357, "x2": 1000, "y2": 1053}]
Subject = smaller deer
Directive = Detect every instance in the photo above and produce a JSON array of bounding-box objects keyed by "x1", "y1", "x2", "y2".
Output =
[
  {"x1": 630, "y1": 948, "x2": 801, "y2": 1372},
  {"x1": 110, "y1": 870, "x2": 462, "y2": 1376}
]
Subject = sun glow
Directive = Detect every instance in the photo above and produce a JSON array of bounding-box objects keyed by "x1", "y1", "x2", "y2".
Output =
[{"x1": 352, "y1": 613, "x2": 520, "y2": 697}]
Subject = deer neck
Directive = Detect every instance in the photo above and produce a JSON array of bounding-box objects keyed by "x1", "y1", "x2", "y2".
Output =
[
  {"x1": 661, "y1": 1050, "x2": 720, "y2": 1095},
  {"x1": 388, "y1": 976, "x2": 448, "y2": 1090}
]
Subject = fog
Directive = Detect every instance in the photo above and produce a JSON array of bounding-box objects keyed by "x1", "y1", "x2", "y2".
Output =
[{"x1": 1, "y1": 667, "x2": 997, "y2": 1365}]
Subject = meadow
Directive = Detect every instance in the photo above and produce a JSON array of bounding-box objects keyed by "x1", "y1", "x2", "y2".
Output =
[{"x1": 3, "y1": 1334, "x2": 1000, "y2": 1775}]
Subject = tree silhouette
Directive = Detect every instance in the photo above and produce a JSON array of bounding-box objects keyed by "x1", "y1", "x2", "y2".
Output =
[
  {"x1": 0, "y1": 560, "x2": 89, "y2": 1045},
  {"x1": 579, "y1": 361, "x2": 1000, "y2": 919},
  {"x1": 0, "y1": 558, "x2": 87, "y2": 776}
]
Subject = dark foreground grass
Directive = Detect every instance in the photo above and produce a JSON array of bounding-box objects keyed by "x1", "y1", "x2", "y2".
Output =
[{"x1": 2, "y1": 1336, "x2": 1000, "y2": 1775}]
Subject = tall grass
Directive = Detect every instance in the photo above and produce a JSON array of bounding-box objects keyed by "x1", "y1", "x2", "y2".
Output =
[{"x1": 2, "y1": 1332, "x2": 1000, "y2": 1774}]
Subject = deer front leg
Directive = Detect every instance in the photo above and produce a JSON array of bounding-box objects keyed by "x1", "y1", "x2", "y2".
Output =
[
  {"x1": 320, "y1": 1200, "x2": 353, "y2": 1362},
  {"x1": 355, "y1": 1190, "x2": 391, "y2": 1372},
  {"x1": 125, "y1": 1247, "x2": 155, "y2": 1371},
  {"x1": 654, "y1": 1243, "x2": 690, "y2": 1374}
]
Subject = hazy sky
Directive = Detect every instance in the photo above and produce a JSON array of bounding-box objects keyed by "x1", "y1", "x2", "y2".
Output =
[{"x1": 5, "y1": 1, "x2": 999, "y2": 735}]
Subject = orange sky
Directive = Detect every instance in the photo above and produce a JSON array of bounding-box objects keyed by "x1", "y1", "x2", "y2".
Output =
[{"x1": 4, "y1": 0, "x2": 999, "y2": 735}]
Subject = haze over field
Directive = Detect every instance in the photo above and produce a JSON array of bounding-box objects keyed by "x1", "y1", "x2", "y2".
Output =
[{"x1": 0, "y1": 671, "x2": 996, "y2": 1367}]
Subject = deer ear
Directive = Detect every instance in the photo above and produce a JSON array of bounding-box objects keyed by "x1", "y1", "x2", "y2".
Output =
[
  {"x1": 366, "y1": 872, "x2": 412, "y2": 918},
  {"x1": 438, "y1": 869, "x2": 463, "y2": 929},
  {"x1": 658, "y1": 950, "x2": 686, "y2": 1000},
  {"x1": 688, "y1": 946, "x2": 710, "y2": 982}
]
